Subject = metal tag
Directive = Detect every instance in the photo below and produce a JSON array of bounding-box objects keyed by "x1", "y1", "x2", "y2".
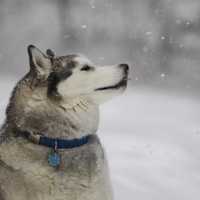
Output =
[
  {"x1": 48, "y1": 139, "x2": 61, "y2": 168},
  {"x1": 48, "y1": 150, "x2": 61, "y2": 167}
]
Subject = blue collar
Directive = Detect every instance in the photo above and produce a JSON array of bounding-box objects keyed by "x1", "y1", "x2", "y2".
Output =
[
  {"x1": 20, "y1": 131, "x2": 91, "y2": 149},
  {"x1": 39, "y1": 135, "x2": 90, "y2": 149},
  {"x1": 19, "y1": 131, "x2": 92, "y2": 168}
]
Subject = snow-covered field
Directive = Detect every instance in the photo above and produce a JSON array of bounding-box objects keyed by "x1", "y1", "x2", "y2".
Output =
[
  {"x1": 1, "y1": 77, "x2": 200, "y2": 200},
  {"x1": 100, "y1": 88, "x2": 200, "y2": 200}
]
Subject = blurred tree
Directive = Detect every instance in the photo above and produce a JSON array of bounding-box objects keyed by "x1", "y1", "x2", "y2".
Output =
[
  {"x1": 0, "y1": 0, "x2": 6, "y2": 71},
  {"x1": 55, "y1": 0, "x2": 78, "y2": 52},
  {"x1": 150, "y1": 0, "x2": 174, "y2": 75},
  {"x1": 0, "y1": 0, "x2": 5, "y2": 34}
]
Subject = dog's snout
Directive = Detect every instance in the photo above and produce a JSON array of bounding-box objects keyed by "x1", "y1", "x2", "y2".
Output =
[{"x1": 119, "y1": 64, "x2": 129, "y2": 74}]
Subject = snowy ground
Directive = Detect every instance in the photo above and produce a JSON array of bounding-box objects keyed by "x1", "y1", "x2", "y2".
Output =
[
  {"x1": 1, "y1": 77, "x2": 200, "y2": 200},
  {"x1": 99, "y1": 87, "x2": 200, "y2": 200}
]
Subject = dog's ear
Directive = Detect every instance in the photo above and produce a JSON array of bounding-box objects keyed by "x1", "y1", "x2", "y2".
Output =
[{"x1": 27, "y1": 45, "x2": 51, "y2": 76}]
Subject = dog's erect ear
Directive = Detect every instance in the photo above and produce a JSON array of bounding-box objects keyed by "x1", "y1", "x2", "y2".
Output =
[{"x1": 27, "y1": 45, "x2": 51, "y2": 76}]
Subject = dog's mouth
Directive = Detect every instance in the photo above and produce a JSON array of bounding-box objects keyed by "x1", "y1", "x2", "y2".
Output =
[{"x1": 95, "y1": 76, "x2": 128, "y2": 91}]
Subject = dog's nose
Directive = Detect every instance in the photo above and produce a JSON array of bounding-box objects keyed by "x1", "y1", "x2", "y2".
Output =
[{"x1": 119, "y1": 64, "x2": 129, "y2": 73}]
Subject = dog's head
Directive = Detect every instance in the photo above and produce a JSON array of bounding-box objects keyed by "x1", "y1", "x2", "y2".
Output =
[{"x1": 28, "y1": 45, "x2": 129, "y2": 105}]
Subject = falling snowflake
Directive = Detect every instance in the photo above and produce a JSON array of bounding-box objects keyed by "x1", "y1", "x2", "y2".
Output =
[
  {"x1": 89, "y1": 0, "x2": 95, "y2": 9},
  {"x1": 160, "y1": 73, "x2": 165, "y2": 78},
  {"x1": 161, "y1": 36, "x2": 166, "y2": 40},
  {"x1": 186, "y1": 21, "x2": 191, "y2": 25},
  {"x1": 81, "y1": 25, "x2": 87, "y2": 29},
  {"x1": 145, "y1": 32, "x2": 152, "y2": 36}
]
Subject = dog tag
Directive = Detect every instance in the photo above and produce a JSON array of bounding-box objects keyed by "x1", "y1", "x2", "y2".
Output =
[
  {"x1": 48, "y1": 150, "x2": 61, "y2": 167},
  {"x1": 48, "y1": 140, "x2": 61, "y2": 167}
]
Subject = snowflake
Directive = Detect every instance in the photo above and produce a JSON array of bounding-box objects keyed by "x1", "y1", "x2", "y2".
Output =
[
  {"x1": 161, "y1": 36, "x2": 166, "y2": 40},
  {"x1": 186, "y1": 21, "x2": 191, "y2": 25},
  {"x1": 145, "y1": 32, "x2": 152, "y2": 36},
  {"x1": 81, "y1": 25, "x2": 87, "y2": 29},
  {"x1": 89, "y1": 0, "x2": 95, "y2": 9},
  {"x1": 160, "y1": 73, "x2": 165, "y2": 78}
]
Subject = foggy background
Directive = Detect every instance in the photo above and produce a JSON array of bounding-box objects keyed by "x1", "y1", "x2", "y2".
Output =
[{"x1": 0, "y1": 0, "x2": 200, "y2": 199}]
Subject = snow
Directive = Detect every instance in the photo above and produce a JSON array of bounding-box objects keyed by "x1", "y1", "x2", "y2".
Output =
[
  {"x1": 161, "y1": 36, "x2": 166, "y2": 40},
  {"x1": 160, "y1": 73, "x2": 166, "y2": 78},
  {"x1": 99, "y1": 88, "x2": 200, "y2": 200},
  {"x1": 81, "y1": 24, "x2": 87, "y2": 29},
  {"x1": 186, "y1": 21, "x2": 191, "y2": 26},
  {"x1": 1, "y1": 78, "x2": 200, "y2": 200},
  {"x1": 145, "y1": 32, "x2": 153, "y2": 36},
  {"x1": 89, "y1": 0, "x2": 95, "y2": 9}
]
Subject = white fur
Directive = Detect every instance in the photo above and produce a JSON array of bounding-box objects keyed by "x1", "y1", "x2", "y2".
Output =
[{"x1": 58, "y1": 55, "x2": 126, "y2": 104}]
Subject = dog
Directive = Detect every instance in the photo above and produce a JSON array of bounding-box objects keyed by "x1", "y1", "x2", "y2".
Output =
[{"x1": 0, "y1": 45, "x2": 129, "y2": 200}]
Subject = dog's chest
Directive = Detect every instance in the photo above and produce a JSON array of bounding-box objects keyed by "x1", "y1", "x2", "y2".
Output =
[
  {"x1": 25, "y1": 100, "x2": 100, "y2": 139},
  {"x1": 0, "y1": 137, "x2": 110, "y2": 200},
  {"x1": 64, "y1": 104, "x2": 99, "y2": 136}
]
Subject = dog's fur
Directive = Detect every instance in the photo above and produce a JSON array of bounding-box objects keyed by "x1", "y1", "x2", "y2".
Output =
[{"x1": 0, "y1": 45, "x2": 129, "y2": 200}]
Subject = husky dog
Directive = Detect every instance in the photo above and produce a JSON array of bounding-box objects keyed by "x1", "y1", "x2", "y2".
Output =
[{"x1": 0, "y1": 45, "x2": 129, "y2": 200}]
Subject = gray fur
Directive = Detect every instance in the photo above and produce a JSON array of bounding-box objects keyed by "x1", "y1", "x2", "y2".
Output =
[{"x1": 0, "y1": 45, "x2": 129, "y2": 200}]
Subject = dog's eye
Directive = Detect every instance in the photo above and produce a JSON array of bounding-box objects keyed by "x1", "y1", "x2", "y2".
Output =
[{"x1": 81, "y1": 65, "x2": 91, "y2": 71}]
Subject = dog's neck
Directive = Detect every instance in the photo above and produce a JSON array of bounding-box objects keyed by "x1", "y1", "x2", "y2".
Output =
[{"x1": 6, "y1": 80, "x2": 100, "y2": 140}]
